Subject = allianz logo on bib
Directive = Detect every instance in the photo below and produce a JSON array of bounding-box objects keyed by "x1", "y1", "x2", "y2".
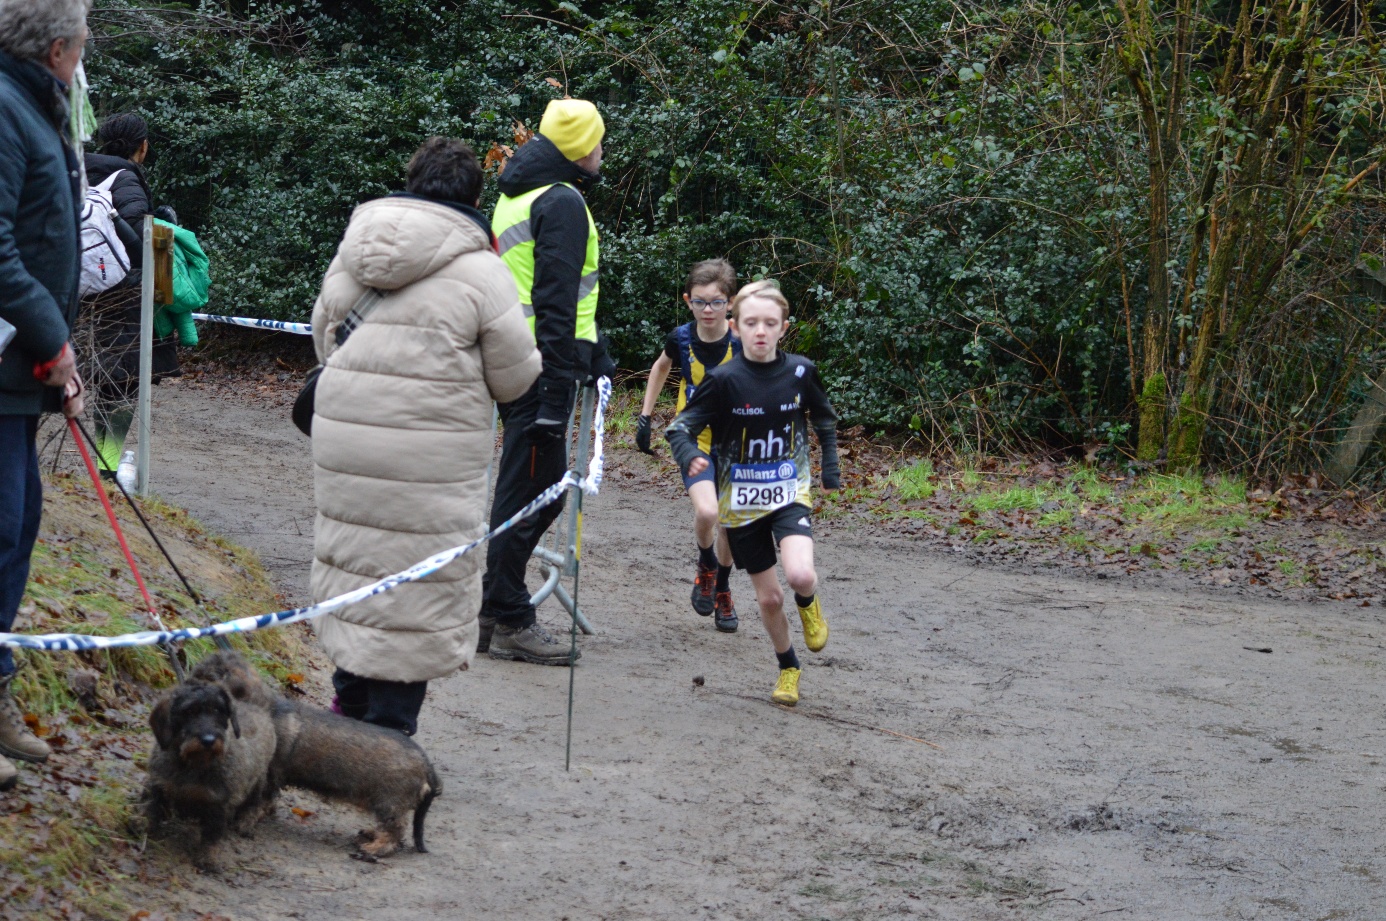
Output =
[{"x1": 732, "y1": 462, "x2": 796, "y2": 482}]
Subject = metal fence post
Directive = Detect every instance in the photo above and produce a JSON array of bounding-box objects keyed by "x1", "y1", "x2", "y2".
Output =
[
  {"x1": 136, "y1": 216, "x2": 154, "y2": 496},
  {"x1": 528, "y1": 384, "x2": 596, "y2": 635},
  {"x1": 564, "y1": 386, "x2": 596, "y2": 577}
]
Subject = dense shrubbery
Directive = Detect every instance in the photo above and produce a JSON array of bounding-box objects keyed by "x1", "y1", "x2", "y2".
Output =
[{"x1": 85, "y1": 1, "x2": 1385, "y2": 477}]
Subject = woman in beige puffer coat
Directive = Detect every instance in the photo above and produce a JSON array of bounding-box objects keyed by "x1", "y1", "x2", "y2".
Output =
[{"x1": 309, "y1": 138, "x2": 541, "y2": 734}]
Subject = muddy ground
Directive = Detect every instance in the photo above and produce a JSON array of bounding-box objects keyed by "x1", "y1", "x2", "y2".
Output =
[{"x1": 111, "y1": 370, "x2": 1386, "y2": 920}]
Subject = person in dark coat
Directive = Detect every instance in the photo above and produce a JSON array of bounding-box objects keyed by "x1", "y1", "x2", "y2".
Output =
[
  {"x1": 84, "y1": 113, "x2": 157, "y2": 274},
  {"x1": 480, "y1": 99, "x2": 614, "y2": 665},
  {"x1": 79, "y1": 112, "x2": 179, "y2": 474},
  {"x1": 0, "y1": 0, "x2": 89, "y2": 792}
]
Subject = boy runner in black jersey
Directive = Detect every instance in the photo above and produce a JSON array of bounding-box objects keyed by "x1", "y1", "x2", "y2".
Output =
[
  {"x1": 634, "y1": 259, "x2": 742, "y2": 631},
  {"x1": 667, "y1": 280, "x2": 841, "y2": 705}
]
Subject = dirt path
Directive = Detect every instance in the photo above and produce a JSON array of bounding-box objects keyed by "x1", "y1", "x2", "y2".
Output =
[{"x1": 139, "y1": 377, "x2": 1386, "y2": 920}]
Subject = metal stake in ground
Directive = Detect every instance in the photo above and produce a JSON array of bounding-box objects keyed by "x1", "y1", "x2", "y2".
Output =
[
  {"x1": 564, "y1": 385, "x2": 596, "y2": 772},
  {"x1": 71, "y1": 417, "x2": 232, "y2": 653},
  {"x1": 564, "y1": 463, "x2": 584, "y2": 773},
  {"x1": 67, "y1": 417, "x2": 186, "y2": 680}
]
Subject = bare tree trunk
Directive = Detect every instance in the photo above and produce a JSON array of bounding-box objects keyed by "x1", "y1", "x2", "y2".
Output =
[
  {"x1": 1117, "y1": 0, "x2": 1186, "y2": 462},
  {"x1": 1168, "y1": 1, "x2": 1318, "y2": 469},
  {"x1": 1168, "y1": 203, "x2": 1241, "y2": 468},
  {"x1": 1135, "y1": 163, "x2": 1169, "y2": 463}
]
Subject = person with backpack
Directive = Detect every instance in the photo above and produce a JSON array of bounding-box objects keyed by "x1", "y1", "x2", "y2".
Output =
[
  {"x1": 79, "y1": 113, "x2": 181, "y2": 483},
  {"x1": 84, "y1": 113, "x2": 162, "y2": 253},
  {"x1": 0, "y1": 0, "x2": 89, "y2": 793}
]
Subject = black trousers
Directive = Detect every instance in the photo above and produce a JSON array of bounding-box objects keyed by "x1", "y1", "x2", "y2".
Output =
[
  {"x1": 481, "y1": 382, "x2": 568, "y2": 629},
  {"x1": 0, "y1": 415, "x2": 41, "y2": 679},
  {"x1": 332, "y1": 668, "x2": 428, "y2": 736}
]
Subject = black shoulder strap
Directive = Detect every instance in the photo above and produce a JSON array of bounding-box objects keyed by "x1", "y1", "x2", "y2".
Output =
[{"x1": 333, "y1": 287, "x2": 384, "y2": 348}]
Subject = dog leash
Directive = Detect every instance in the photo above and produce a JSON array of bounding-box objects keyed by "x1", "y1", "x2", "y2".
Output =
[
  {"x1": 70, "y1": 417, "x2": 234, "y2": 653},
  {"x1": 68, "y1": 417, "x2": 187, "y2": 680}
]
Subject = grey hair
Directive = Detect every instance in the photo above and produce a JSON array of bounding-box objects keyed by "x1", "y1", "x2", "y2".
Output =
[{"x1": 0, "y1": 0, "x2": 89, "y2": 65}]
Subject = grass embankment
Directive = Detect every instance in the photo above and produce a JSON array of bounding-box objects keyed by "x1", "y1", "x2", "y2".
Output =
[
  {"x1": 1, "y1": 472, "x2": 316, "y2": 921},
  {"x1": 823, "y1": 453, "x2": 1385, "y2": 603},
  {"x1": 615, "y1": 388, "x2": 1384, "y2": 604}
]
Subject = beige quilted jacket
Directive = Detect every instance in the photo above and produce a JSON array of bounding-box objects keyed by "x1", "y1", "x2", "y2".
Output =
[{"x1": 309, "y1": 195, "x2": 541, "y2": 682}]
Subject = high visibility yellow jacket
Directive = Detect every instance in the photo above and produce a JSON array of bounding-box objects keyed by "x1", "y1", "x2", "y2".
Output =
[{"x1": 491, "y1": 135, "x2": 601, "y2": 398}]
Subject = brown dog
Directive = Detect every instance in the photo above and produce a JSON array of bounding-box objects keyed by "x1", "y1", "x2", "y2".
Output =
[
  {"x1": 142, "y1": 679, "x2": 277, "y2": 868},
  {"x1": 192, "y1": 650, "x2": 441, "y2": 858},
  {"x1": 190, "y1": 650, "x2": 278, "y2": 709},
  {"x1": 270, "y1": 698, "x2": 441, "y2": 858}
]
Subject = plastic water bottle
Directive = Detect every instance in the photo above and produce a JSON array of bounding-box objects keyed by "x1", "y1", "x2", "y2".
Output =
[{"x1": 115, "y1": 450, "x2": 137, "y2": 493}]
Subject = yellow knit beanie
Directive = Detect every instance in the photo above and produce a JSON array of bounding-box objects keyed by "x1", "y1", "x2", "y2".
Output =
[{"x1": 539, "y1": 99, "x2": 605, "y2": 161}]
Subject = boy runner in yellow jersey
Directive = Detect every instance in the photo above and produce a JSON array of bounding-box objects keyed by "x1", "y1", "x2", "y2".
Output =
[
  {"x1": 666, "y1": 281, "x2": 840, "y2": 705},
  {"x1": 635, "y1": 259, "x2": 742, "y2": 631}
]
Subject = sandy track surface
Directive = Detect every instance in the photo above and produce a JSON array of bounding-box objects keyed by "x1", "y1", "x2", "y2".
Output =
[{"x1": 139, "y1": 377, "x2": 1385, "y2": 920}]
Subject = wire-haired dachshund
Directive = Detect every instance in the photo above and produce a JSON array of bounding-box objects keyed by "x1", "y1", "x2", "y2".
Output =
[
  {"x1": 270, "y1": 698, "x2": 442, "y2": 858},
  {"x1": 141, "y1": 678, "x2": 276, "y2": 869},
  {"x1": 191, "y1": 651, "x2": 441, "y2": 859}
]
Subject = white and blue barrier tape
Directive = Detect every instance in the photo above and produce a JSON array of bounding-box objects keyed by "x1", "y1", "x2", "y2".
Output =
[
  {"x1": 1, "y1": 377, "x2": 611, "y2": 651},
  {"x1": 192, "y1": 313, "x2": 313, "y2": 336}
]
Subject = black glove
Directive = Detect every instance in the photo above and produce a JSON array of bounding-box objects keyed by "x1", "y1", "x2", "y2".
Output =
[
  {"x1": 635, "y1": 414, "x2": 656, "y2": 455},
  {"x1": 525, "y1": 415, "x2": 567, "y2": 443},
  {"x1": 152, "y1": 204, "x2": 179, "y2": 225},
  {"x1": 526, "y1": 376, "x2": 573, "y2": 443},
  {"x1": 587, "y1": 332, "x2": 618, "y2": 385}
]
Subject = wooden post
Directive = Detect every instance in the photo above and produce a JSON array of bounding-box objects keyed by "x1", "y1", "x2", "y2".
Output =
[{"x1": 152, "y1": 221, "x2": 174, "y2": 305}]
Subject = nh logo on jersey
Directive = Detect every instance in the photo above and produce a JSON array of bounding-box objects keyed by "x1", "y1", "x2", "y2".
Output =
[
  {"x1": 748, "y1": 428, "x2": 786, "y2": 459},
  {"x1": 732, "y1": 403, "x2": 765, "y2": 416}
]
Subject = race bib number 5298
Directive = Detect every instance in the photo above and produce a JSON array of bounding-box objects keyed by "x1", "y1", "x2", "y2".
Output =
[{"x1": 729, "y1": 461, "x2": 797, "y2": 512}]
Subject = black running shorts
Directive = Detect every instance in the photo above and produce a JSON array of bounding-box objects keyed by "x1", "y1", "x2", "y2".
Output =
[{"x1": 725, "y1": 502, "x2": 813, "y2": 574}]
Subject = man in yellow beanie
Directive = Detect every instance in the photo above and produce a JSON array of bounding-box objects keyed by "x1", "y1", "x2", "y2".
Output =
[{"x1": 483, "y1": 98, "x2": 612, "y2": 664}]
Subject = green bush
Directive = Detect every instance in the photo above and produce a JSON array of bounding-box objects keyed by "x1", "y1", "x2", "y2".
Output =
[{"x1": 83, "y1": 0, "x2": 1384, "y2": 474}]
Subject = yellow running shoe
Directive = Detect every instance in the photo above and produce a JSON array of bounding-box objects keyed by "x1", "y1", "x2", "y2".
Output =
[
  {"x1": 772, "y1": 667, "x2": 801, "y2": 706},
  {"x1": 798, "y1": 596, "x2": 828, "y2": 652}
]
